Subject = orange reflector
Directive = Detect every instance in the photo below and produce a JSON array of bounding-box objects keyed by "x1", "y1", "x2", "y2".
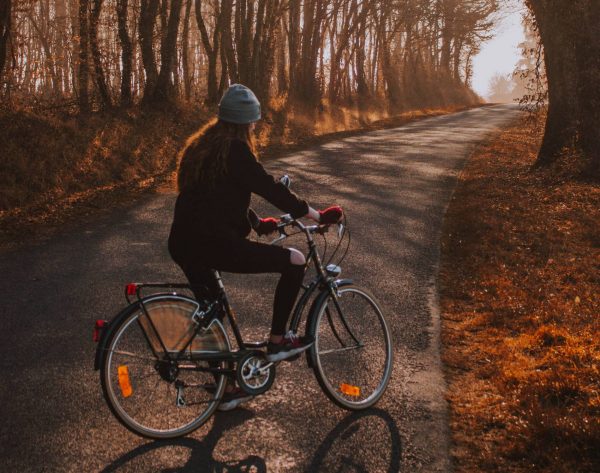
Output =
[
  {"x1": 118, "y1": 365, "x2": 133, "y2": 398},
  {"x1": 340, "y1": 383, "x2": 361, "y2": 397}
]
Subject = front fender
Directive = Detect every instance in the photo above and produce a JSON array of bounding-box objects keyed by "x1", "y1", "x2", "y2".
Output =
[{"x1": 305, "y1": 278, "x2": 353, "y2": 368}]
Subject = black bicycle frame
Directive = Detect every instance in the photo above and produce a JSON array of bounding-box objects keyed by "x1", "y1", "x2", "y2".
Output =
[{"x1": 128, "y1": 221, "x2": 354, "y2": 377}]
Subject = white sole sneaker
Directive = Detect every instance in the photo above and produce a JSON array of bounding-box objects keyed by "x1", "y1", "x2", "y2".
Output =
[
  {"x1": 266, "y1": 342, "x2": 313, "y2": 362},
  {"x1": 217, "y1": 394, "x2": 253, "y2": 412}
]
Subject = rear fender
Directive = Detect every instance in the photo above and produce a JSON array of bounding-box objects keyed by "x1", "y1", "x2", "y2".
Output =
[
  {"x1": 94, "y1": 301, "x2": 141, "y2": 371},
  {"x1": 94, "y1": 292, "x2": 190, "y2": 370}
]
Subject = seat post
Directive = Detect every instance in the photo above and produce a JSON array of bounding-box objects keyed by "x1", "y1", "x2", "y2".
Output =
[
  {"x1": 212, "y1": 269, "x2": 246, "y2": 349},
  {"x1": 213, "y1": 270, "x2": 225, "y2": 290}
]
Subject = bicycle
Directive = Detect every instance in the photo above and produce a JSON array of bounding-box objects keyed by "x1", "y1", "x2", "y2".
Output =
[{"x1": 93, "y1": 179, "x2": 393, "y2": 439}]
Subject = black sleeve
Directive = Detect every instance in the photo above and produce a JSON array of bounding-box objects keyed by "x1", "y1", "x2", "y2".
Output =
[{"x1": 229, "y1": 140, "x2": 309, "y2": 218}]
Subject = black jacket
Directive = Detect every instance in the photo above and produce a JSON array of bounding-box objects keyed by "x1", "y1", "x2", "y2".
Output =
[{"x1": 169, "y1": 139, "x2": 308, "y2": 252}]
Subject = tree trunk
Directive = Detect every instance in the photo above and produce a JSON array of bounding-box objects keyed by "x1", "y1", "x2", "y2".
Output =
[
  {"x1": 440, "y1": 0, "x2": 456, "y2": 74},
  {"x1": 526, "y1": 0, "x2": 600, "y2": 178},
  {"x1": 78, "y1": 0, "x2": 90, "y2": 113},
  {"x1": 574, "y1": 1, "x2": 600, "y2": 177},
  {"x1": 139, "y1": 0, "x2": 160, "y2": 103},
  {"x1": 252, "y1": 0, "x2": 281, "y2": 104},
  {"x1": 276, "y1": 15, "x2": 288, "y2": 95},
  {"x1": 54, "y1": 0, "x2": 70, "y2": 95},
  {"x1": 0, "y1": 0, "x2": 9, "y2": 81},
  {"x1": 181, "y1": 0, "x2": 192, "y2": 101},
  {"x1": 152, "y1": 0, "x2": 183, "y2": 104},
  {"x1": 220, "y1": 0, "x2": 237, "y2": 84},
  {"x1": 287, "y1": 0, "x2": 300, "y2": 92},
  {"x1": 195, "y1": 0, "x2": 219, "y2": 104},
  {"x1": 528, "y1": 1, "x2": 578, "y2": 166},
  {"x1": 117, "y1": 0, "x2": 133, "y2": 106},
  {"x1": 90, "y1": 0, "x2": 111, "y2": 107},
  {"x1": 294, "y1": 0, "x2": 325, "y2": 105}
]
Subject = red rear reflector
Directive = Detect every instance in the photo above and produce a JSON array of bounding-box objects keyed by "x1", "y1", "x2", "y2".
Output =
[
  {"x1": 93, "y1": 319, "x2": 107, "y2": 342},
  {"x1": 126, "y1": 283, "x2": 138, "y2": 296}
]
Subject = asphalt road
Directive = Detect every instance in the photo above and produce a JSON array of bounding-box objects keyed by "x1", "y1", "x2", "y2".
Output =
[{"x1": 0, "y1": 104, "x2": 520, "y2": 472}]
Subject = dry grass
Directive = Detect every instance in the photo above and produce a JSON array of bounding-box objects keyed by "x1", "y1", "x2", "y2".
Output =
[
  {"x1": 440, "y1": 115, "x2": 600, "y2": 472},
  {"x1": 0, "y1": 106, "x2": 208, "y2": 211}
]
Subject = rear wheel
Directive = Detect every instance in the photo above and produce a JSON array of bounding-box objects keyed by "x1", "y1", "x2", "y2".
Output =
[
  {"x1": 100, "y1": 296, "x2": 229, "y2": 439},
  {"x1": 310, "y1": 285, "x2": 393, "y2": 410}
]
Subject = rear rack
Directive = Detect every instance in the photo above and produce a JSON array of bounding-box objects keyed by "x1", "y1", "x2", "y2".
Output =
[
  {"x1": 125, "y1": 282, "x2": 191, "y2": 304},
  {"x1": 123, "y1": 282, "x2": 270, "y2": 352}
]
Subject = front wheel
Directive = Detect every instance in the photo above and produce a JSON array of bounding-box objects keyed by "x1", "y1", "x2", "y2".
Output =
[{"x1": 309, "y1": 285, "x2": 393, "y2": 410}]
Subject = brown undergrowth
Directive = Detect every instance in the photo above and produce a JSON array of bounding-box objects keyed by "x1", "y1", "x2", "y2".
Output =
[
  {"x1": 440, "y1": 115, "x2": 600, "y2": 471},
  {"x1": 0, "y1": 100, "x2": 476, "y2": 250}
]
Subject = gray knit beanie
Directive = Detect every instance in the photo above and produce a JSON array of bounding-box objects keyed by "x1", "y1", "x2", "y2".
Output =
[{"x1": 218, "y1": 84, "x2": 261, "y2": 124}]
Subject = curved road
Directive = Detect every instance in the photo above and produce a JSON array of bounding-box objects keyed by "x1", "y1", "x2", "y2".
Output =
[{"x1": 0, "y1": 105, "x2": 519, "y2": 472}]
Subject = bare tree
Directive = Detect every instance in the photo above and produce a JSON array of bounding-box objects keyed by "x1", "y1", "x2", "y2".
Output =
[
  {"x1": 89, "y1": 0, "x2": 111, "y2": 107},
  {"x1": 3, "y1": 0, "x2": 499, "y2": 119},
  {"x1": 0, "y1": 0, "x2": 9, "y2": 82},
  {"x1": 140, "y1": 0, "x2": 160, "y2": 103},
  {"x1": 78, "y1": 0, "x2": 90, "y2": 113},
  {"x1": 527, "y1": 0, "x2": 600, "y2": 176},
  {"x1": 116, "y1": 0, "x2": 133, "y2": 106}
]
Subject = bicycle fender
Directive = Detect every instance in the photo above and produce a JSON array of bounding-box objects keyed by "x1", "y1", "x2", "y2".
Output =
[
  {"x1": 94, "y1": 301, "x2": 142, "y2": 371},
  {"x1": 305, "y1": 279, "x2": 353, "y2": 368},
  {"x1": 94, "y1": 292, "x2": 200, "y2": 371}
]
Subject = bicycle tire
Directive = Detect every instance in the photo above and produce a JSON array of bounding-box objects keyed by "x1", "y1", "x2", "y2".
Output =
[
  {"x1": 99, "y1": 295, "x2": 229, "y2": 439},
  {"x1": 309, "y1": 285, "x2": 393, "y2": 410}
]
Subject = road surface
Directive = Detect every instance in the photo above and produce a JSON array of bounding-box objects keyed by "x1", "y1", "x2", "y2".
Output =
[{"x1": 0, "y1": 105, "x2": 520, "y2": 472}]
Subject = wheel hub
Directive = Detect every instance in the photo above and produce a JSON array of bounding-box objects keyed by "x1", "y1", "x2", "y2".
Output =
[{"x1": 155, "y1": 360, "x2": 178, "y2": 382}]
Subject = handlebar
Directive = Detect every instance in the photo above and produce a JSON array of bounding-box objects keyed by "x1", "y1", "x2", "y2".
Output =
[{"x1": 269, "y1": 214, "x2": 344, "y2": 245}]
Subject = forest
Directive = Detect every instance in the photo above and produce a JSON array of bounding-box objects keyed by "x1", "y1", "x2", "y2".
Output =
[
  {"x1": 0, "y1": 0, "x2": 496, "y2": 110},
  {"x1": 0, "y1": 0, "x2": 508, "y2": 212}
]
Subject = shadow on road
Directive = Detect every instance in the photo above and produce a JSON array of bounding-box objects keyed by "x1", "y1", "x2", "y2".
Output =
[
  {"x1": 307, "y1": 408, "x2": 402, "y2": 473},
  {"x1": 100, "y1": 409, "x2": 266, "y2": 473},
  {"x1": 98, "y1": 408, "x2": 401, "y2": 472}
]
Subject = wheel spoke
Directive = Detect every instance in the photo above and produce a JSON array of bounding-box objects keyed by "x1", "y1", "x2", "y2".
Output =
[
  {"x1": 312, "y1": 286, "x2": 392, "y2": 410},
  {"x1": 100, "y1": 298, "x2": 230, "y2": 438},
  {"x1": 318, "y1": 344, "x2": 363, "y2": 355}
]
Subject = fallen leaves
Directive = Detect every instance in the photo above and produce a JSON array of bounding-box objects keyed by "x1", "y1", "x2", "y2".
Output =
[{"x1": 440, "y1": 115, "x2": 600, "y2": 472}]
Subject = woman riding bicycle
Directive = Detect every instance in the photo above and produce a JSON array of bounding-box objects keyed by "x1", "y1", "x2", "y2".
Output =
[{"x1": 168, "y1": 84, "x2": 342, "y2": 409}]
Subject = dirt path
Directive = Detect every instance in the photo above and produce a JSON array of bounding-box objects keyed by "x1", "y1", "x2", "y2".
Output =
[{"x1": 0, "y1": 104, "x2": 520, "y2": 472}]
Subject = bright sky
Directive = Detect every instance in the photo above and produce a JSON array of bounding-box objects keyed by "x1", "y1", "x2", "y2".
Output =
[{"x1": 471, "y1": 4, "x2": 526, "y2": 99}]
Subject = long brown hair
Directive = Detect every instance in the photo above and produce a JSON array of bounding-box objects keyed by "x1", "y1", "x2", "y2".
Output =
[{"x1": 177, "y1": 118, "x2": 257, "y2": 192}]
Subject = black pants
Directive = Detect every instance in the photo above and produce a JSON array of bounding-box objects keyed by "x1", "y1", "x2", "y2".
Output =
[{"x1": 169, "y1": 236, "x2": 305, "y2": 336}]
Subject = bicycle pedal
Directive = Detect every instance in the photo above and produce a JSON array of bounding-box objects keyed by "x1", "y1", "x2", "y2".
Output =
[{"x1": 176, "y1": 385, "x2": 186, "y2": 407}]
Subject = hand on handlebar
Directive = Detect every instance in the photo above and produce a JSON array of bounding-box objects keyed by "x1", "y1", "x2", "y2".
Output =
[
  {"x1": 255, "y1": 217, "x2": 279, "y2": 236},
  {"x1": 318, "y1": 206, "x2": 343, "y2": 225}
]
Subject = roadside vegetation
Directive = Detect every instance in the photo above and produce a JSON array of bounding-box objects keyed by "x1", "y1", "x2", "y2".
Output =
[
  {"x1": 440, "y1": 114, "x2": 600, "y2": 472},
  {"x1": 0, "y1": 101, "x2": 475, "y2": 249},
  {"x1": 0, "y1": 0, "x2": 494, "y2": 244}
]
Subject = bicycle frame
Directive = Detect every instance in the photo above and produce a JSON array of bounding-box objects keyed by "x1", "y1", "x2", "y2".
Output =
[{"x1": 100, "y1": 217, "x2": 353, "y2": 378}]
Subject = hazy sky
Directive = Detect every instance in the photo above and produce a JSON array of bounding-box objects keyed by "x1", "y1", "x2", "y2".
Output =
[{"x1": 471, "y1": 5, "x2": 526, "y2": 99}]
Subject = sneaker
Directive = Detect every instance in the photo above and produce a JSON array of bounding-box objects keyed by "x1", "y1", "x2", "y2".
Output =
[
  {"x1": 204, "y1": 384, "x2": 253, "y2": 412},
  {"x1": 217, "y1": 387, "x2": 253, "y2": 412},
  {"x1": 266, "y1": 331, "x2": 314, "y2": 362}
]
